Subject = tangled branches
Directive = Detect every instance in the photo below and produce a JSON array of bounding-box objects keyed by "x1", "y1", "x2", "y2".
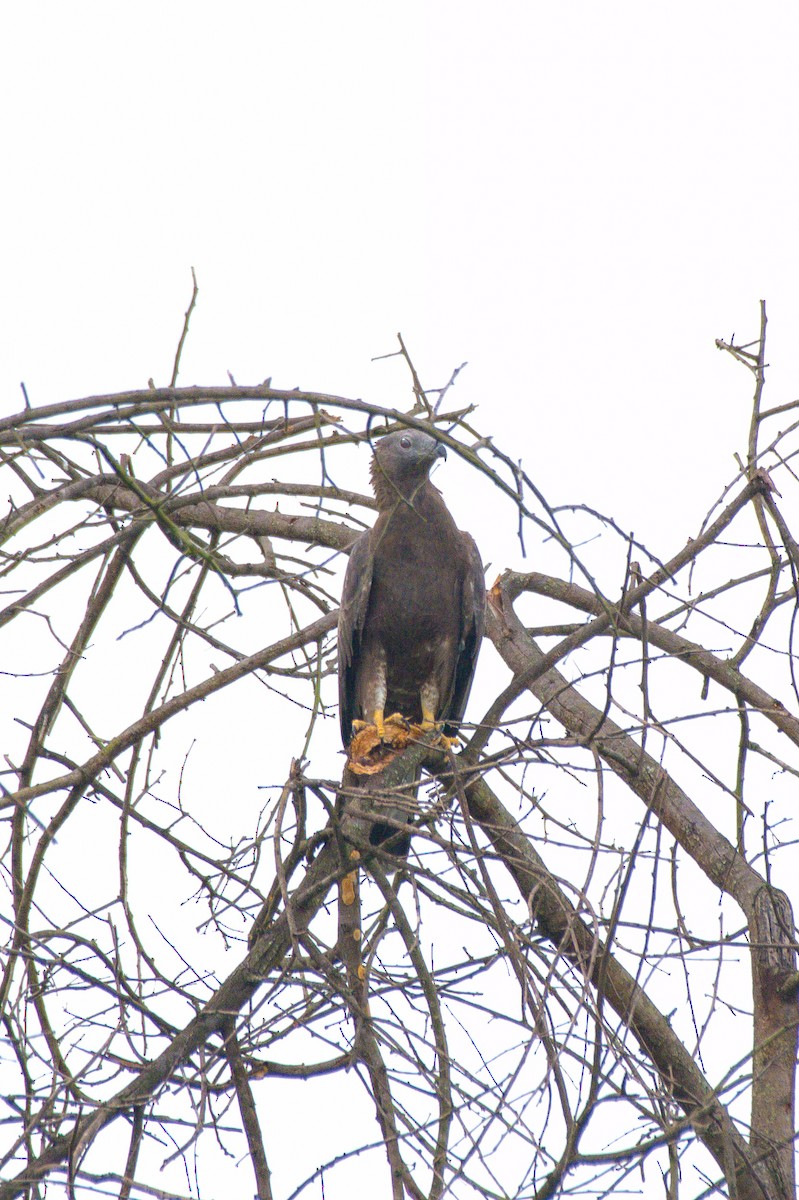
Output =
[{"x1": 1, "y1": 310, "x2": 798, "y2": 1199}]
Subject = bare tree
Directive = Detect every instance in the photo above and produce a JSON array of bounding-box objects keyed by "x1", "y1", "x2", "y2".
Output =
[{"x1": 1, "y1": 302, "x2": 797, "y2": 1199}]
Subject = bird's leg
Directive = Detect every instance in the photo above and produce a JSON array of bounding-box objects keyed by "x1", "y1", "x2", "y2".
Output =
[
  {"x1": 420, "y1": 685, "x2": 458, "y2": 748},
  {"x1": 366, "y1": 662, "x2": 390, "y2": 739},
  {"x1": 419, "y1": 681, "x2": 441, "y2": 732},
  {"x1": 420, "y1": 708, "x2": 460, "y2": 748},
  {"x1": 419, "y1": 704, "x2": 438, "y2": 732}
]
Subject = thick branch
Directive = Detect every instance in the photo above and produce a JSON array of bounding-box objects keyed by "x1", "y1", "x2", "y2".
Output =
[
  {"x1": 485, "y1": 574, "x2": 798, "y2": 1198},
  {"x1": 508, "y1": 570, "x2": 799, "y2": 750},
  {"x1": 486, "y1": 580, "x2": 765, "y2": 909},
  {"x1": 0, "y1": 836, "x2": 342, "y2": 1200},
  {"x1": 460, "y1": 768, "x2": 769, "y2": 1200}
]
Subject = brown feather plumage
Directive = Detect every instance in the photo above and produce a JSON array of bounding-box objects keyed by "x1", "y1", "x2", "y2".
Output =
[{"x1": 338, "y1": 429, "x2": 485, "y2": 747}]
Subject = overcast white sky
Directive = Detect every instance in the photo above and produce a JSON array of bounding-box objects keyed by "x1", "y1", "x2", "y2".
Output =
[
  {"x1": 3, "y1": 5, "x2": 799, "y2": 1196},
  {"x1": 4, "y1": 3, "x2": 799, "y2": 550}
]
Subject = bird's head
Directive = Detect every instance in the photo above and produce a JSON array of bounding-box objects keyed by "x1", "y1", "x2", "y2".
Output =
[{"x1": 370, "y1": 429, "x2": 447, "y2": 507}]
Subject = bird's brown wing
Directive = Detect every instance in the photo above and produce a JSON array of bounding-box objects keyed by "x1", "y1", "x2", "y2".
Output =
[
  {"x1": 443, "y1": 531, "x2": 485, "y2": 735},
  {"x1": 337, "y1": 532, "x2": 375, "y2": 745}
]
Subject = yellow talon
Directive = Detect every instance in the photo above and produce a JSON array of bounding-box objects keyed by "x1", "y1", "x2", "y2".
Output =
[{"x1": 417, "y1": 709, "x2": 458, "y2": 748}]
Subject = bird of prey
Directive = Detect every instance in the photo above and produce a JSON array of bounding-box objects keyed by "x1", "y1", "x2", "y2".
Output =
[{"x1": 338, "y1": 428, "x2": 485, "y2": 756}]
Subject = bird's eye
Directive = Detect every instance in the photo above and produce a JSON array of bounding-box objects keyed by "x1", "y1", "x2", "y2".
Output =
[{"x1": 400, "y1": 435, "x2": 411, "y2": 449}]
